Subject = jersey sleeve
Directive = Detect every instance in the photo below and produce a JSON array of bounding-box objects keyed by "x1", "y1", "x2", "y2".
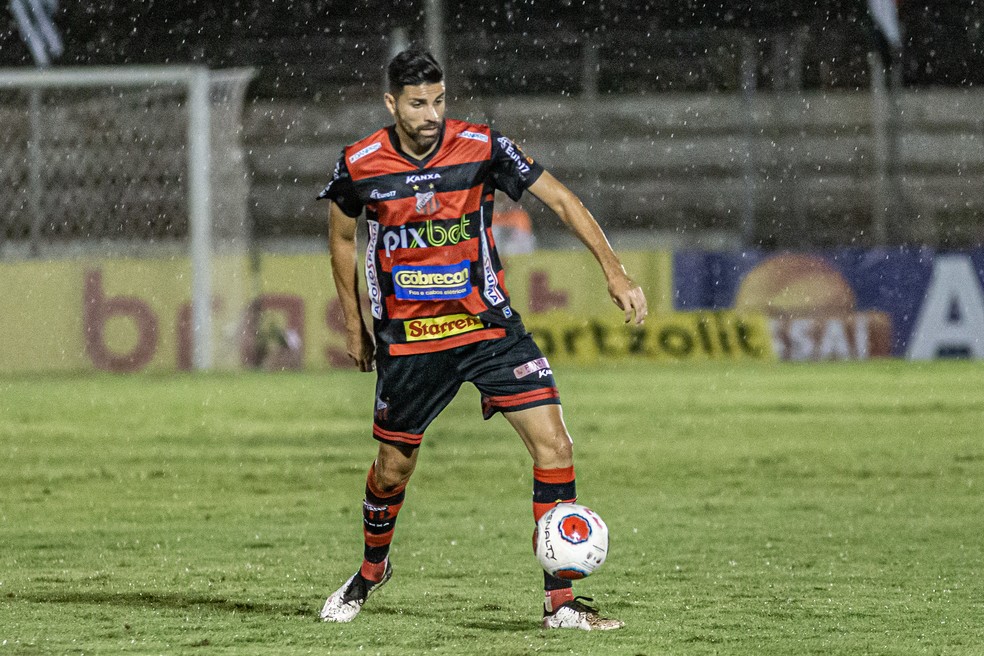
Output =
[
  {"x1": 489, "y1": 131, "x2": 545, "y2": 201},
  {"x1": 317, "y1": 152, "x2": 363, "y2": 218}
]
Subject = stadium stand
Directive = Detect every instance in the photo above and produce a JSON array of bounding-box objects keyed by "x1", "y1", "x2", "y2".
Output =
[{"x1": 2, "y1": 1, "x2": 983, "y2": 248}]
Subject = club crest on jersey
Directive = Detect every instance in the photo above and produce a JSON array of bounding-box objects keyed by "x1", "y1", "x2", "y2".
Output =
[
  {"x1": 392, "y1": 261, "x2": 471, "y2": 300},
  {"x1": 415, "y1": 190, "x2": 440, "y2": 215}
]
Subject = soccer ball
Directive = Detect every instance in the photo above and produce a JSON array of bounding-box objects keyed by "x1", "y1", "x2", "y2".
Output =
[{"x1": 534, "y1": 503, "x2": 609, "y2": 580}]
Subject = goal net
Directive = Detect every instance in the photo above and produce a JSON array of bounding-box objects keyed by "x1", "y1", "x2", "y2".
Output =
[{"x1": 0, "y1": 66, "x2": 254, "y2": 371}]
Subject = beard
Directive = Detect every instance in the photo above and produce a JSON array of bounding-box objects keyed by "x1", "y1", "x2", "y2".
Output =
[{"x1": 397, "y1": 114, "x2": 442, "y2": 152}]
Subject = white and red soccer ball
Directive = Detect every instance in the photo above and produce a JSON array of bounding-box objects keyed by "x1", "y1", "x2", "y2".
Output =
[{"x1": 534, "y1": 503, "x2": 609, "y2": 580}]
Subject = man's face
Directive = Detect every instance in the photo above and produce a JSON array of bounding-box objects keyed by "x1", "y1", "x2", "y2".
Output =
[{"x1": 386, "y1": 82, "x2": 446, "y2": 153}]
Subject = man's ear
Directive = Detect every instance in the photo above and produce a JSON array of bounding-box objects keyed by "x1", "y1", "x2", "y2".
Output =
[{"x1": 384, "y1": 92, "x2": 398, "y2": 118}]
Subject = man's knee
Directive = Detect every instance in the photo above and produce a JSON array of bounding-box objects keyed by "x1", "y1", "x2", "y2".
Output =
[
  {"x1": 524, "y1": 422, "x2": 573, "y2": 468},
  {"x1": 533, "y1": 429, "x2": 573, "y2": 461},
  {"x1": 505, "y1": 405, "x2": 575, "y2": 468},
  {"x1": 373, "y1": 444, "x2": 417, "y2": 492}
]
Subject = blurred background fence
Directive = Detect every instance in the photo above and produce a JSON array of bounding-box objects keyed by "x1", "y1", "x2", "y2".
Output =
[{"x1": 2, "y1": 0, "x2": 983, "y2": 253}]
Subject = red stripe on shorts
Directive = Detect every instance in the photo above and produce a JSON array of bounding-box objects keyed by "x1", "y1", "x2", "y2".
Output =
[
  {"x1": 485, "y1": 387, "x2": 560, "y2": 409},
  {"x1": 372, "y1": 424, "x2": 423, "y2": 446}
]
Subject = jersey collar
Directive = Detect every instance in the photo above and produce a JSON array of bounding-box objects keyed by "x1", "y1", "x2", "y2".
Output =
[{"x1": 387, "y1": 121, "x2": 445, "y2": 169}]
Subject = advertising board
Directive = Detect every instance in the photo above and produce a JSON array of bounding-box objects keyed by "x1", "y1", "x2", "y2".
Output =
[
  {"x1": 675, "y1": 249, "x2": 984, "y2": 360},
  {"x1": 4, "y1": 247, "x2": 977, "y2": 372}
]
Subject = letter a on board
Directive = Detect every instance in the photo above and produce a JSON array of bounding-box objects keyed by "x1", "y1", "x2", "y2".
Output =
[{"x1": 907, "y1": 256, "x2": 984, "y2": 359}]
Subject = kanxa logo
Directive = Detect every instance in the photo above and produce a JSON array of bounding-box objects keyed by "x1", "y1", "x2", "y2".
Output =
[{"x1": 406, "y1": 172, "x2": 441, "y2": 185}]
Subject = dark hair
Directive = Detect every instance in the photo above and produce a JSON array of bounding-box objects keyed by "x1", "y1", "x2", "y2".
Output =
[{"x1": 387, "y1": 49, "x2": 444, "y2": 93}]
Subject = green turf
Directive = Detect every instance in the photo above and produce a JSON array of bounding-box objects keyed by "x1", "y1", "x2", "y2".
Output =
[{"x1": 1, "y1": 361, "x2": 983, "y2": 655}]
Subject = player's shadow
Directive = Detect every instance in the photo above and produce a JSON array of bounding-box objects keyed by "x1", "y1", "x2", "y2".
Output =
[
  {"x1": 17, "y1": 590, "x2": 309, "y2": 617},
  {"x1": 373, "y1": 604, "x2": 532, "y2": 631},
  {"x1": 23, "y1": 592, "x2": 537, "y2": 630},
  {"x1": 459, "y1": 619, "x2": 537, "y2": 632}
]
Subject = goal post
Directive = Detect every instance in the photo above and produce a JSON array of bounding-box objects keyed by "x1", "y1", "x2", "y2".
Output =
[{"x1": 0, "y1": 66, "x2": 255, "y2": 371}]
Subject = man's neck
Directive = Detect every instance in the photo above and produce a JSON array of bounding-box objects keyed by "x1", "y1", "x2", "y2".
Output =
[{"x1": 396, "y1": 128, "x2": 439, "y2": 161}]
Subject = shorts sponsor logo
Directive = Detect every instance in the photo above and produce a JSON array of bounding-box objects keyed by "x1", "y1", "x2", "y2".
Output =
[
  {"x1": 458, "y1": 130, "x2": 489, "y2": 143},
  {"x1": 393, "y1": 261, "x2": 471, "y2": 300},
  {"x1": 349, "y1": 142, "x2": 382, "y2": 164},
  {"x1": 405, "y1": 313, "x2": 483, "y2": 341},
  {"x1": 513, "y1": 357, "x2": 550, "y2": 379}
]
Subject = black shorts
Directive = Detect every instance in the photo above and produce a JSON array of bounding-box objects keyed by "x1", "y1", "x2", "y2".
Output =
[{"x1": 371, "y1": 332, "x2": 560, "y2": 448}]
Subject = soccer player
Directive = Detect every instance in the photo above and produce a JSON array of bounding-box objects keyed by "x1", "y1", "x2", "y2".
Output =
[{"x1": 318, "y1": 49, "x2": 647, "y2": 631}]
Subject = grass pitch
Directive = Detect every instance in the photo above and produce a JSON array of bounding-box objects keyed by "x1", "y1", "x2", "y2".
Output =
[{"x1": 1, "y1": 361, "x2": 983, "y2": 655}]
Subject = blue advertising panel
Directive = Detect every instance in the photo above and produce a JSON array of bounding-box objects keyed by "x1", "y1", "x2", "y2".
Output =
[{"x1": 674, "y1": 248, "x2": 984, "y2": 359}]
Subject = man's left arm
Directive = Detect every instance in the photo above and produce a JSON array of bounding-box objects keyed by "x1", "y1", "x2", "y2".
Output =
[{"x1": 527, "y1": 171, "x2": 648, "y2": 325}]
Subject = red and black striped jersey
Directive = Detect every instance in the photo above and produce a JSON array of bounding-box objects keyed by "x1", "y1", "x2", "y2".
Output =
[{"x1": 319, "y1": 118, "x2": 544, "y2": 356}]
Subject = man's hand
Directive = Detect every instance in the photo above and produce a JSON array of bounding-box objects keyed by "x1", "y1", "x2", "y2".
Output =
[
  {"x1": 527, "y1": 173, "x2": 648, "y2": 326},
  {"x1": 608, "y1": 273, "x2": 648, "y2": 325},
  {"x1": 347, "y1": 325, "x2": 376, "y2": 372}
]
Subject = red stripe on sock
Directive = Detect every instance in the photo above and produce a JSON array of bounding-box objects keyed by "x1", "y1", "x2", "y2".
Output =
[
  {"x1": 366, "y1": 463, "x2": 407, "y2": 500},
  {"x1": 364, "y1": 529, "x2": 395, "y2": 548},
  {"x1": 546, "y1": 588, "x2": 575, "y2": 612},
  {"x1": 360, "y1": 559, "x2": 387, "y2": 582},
  {"x1": 533, "y1": 502, "x2": 553, "y2": 522},
  {"x1": 533, "y1": 465, "x2": 575, "y2": 485}
]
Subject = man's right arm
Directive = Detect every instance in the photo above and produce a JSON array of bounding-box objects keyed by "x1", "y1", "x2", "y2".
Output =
[{"x1": 328, "y1": 202, "x2": 375, "y2": 371}]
